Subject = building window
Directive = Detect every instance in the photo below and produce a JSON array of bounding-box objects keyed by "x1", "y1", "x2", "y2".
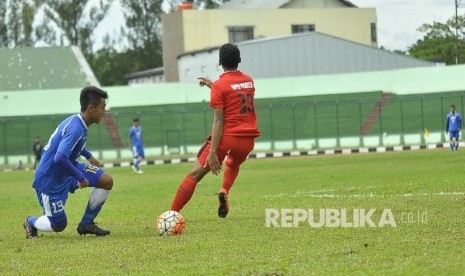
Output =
[
  {"x1": 291, "y1": 24, "x2": 315, "y2": 34},
  {"x1": 228, "y1": 26, "x2": 254, "y2": 43},
  {"x1": 371, "y1": 23, "x2": 377, "y2": 43}
]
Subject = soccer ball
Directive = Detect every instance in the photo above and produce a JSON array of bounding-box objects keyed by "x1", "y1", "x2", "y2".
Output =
[{"x1": 156, "y1": 211, "x2": 186, "y2": 236}]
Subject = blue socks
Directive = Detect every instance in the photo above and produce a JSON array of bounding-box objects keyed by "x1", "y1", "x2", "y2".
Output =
[
  {"x1": 79, "y1": 189, "x2": 110, "y2": 226},
  {"x1": 28, "y1": 216, "x2": 38, "y2": 225},
  {"x1": 133, "y1": 157, "x2": 141, "y2": 170}
]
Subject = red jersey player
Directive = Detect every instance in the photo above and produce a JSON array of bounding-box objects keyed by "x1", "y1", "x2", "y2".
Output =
[{"x1": 170, "y1": 43, "x2": 261, "y2": 218}]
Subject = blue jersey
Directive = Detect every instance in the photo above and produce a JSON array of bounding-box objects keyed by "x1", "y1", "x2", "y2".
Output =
[
  {"x1": 33, "y1": 114, "x2": 88, "y2": 195},
  {"x1": 446, "y1": 112, "x2": 462, "y2": 132},
  {"x1": 129, "y1": 126, "x2": 143, "y2": 148}
]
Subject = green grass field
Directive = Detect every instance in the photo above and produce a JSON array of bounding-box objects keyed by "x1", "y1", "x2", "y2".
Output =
[{"x1": 1, "y1": 150, "x2": 465, "y2": 274}]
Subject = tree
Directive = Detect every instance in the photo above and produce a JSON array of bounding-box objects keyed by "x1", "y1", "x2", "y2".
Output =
[
  {"x1": 0, "y1": 0, "x2": 37, "y2": 48},
  {"x1": 91, "y1": 0, "x2": 231, "y2": 86},
  {"x1": 36, "y1": 0, "x2": 110, "y2": 54},
  {"x1": 87, "y1": 47, "x2": 136, "y2": 86},
  {"x1": 197, "y1": 0, "x2": 228, "y2": 9},
  {"x1": 409, "y1": 15, "x2": 465, "y2": 64},
  {"x1": 0, "y1": 0, "x2": 8, "y2": 47},
  {"x1": 120, "y1": 0, "x2": 164, "y2": 72},
  {"x1": 380, "y1": 45, "x2": 406, "y2": 55}
]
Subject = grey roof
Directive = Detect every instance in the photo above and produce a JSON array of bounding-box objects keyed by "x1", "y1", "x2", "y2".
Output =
[
  {"x1": 125, "y1": 67, "x2": 164, "y2": 79},
  {"x1": 219, "y1": 0, "x2": 356, "y2": 9},
  {"x1": 177, "y1": 32, "x2": 437, "y2": 81}
]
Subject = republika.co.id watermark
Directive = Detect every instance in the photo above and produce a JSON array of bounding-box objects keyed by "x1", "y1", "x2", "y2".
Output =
[{"x1": 265, "y1": 208, "x2": 427, "y2": 228}]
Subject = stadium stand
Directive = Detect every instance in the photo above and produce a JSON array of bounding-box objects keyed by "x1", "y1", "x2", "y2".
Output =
[{"x1": 0, "y1": 46, "x2": 98, "y2": 91}]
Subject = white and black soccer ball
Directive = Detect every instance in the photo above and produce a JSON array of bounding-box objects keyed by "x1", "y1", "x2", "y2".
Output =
[{"x1": 156, "y1": 211, "x2": 186, "y2": 236}]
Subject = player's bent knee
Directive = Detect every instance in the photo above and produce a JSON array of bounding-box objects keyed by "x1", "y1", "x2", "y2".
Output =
[
  {"x1": 225, "y1": 159, "x2": 240, "y2": 170},
  {"x1": 49, "y1": 216, "x2": 67, "y2": 232},
  {"x1": 98, "y1": 173, "x2": 113, "y2": 190}
]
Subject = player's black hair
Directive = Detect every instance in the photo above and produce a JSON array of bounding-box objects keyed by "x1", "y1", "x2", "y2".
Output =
[
  {"x1": 451, "y1": 104, "x2": 456, "y2": 108},
  {"x1": 80, "y1": 86, "x2": 108, "y2": 112},
  {"x1": 133, "y1": 118, "x2": 139, "y2": 122},
  {"x1": 219, "y1": 43, "x2": 241, "y2": 69}
]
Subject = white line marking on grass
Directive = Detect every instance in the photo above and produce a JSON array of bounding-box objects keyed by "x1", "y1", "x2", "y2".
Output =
[
  {"x1": 265, "y1": 191, "x2": 465, "y2": 199},
  {"x1": 264, "y1": 189, "x2": 336, "y2": 198}
]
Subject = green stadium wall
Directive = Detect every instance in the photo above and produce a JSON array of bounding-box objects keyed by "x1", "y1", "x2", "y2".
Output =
[{"x1": 1, "y1": 65, "x2": 465, "y2": 166}]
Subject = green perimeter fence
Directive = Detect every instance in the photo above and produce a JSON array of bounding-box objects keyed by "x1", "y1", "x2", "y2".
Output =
[{"x1": 1, "y1": 91, "x2": 465, "y2": 164}]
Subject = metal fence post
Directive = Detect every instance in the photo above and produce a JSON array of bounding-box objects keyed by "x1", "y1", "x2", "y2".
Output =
[
  {"x1": 400, "y1": 99, "x2": 405, "y2": 145},
  {"x1": 358, "y1": 100, "x2": 364, "y2": 147},
  {"x1": 292, "y1": 103, "x2": 297, "y2": 149},
  {"x1": 420, "y1": 97, "x2": 425, "y2": 145},
  {"x1": 336, "y1": 101, "x2": 340, "y2": 148},
  {"x1": 440, "y1": 96, "x2": 445, "y2": 142},
  {"x1": 461, "y1": 94, "x2": 464, "y2": 115},
  {"x1": 26, "y1": 117, "x2": 31, "y2": 164},
  {"x1": 181, "y1": 111, "x2": 187, "y2": 154},
  {"x1": 379, "y1": 102, "x2": 384, "y2": 146},
  {"x1": 2, "y1": 119, "x2": 7, "y2": 165},
  {"x1": 159, "y1": 110, "x2": 165, "y2": 156},
  {"x1": 269, "y1": 104, "x2": 274, "y2": 150},
  {"x1": 313, "y1": 103, "x2": 319, "y2": 148}
]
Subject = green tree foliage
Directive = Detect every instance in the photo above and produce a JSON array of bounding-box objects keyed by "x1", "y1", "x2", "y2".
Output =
[
  {"x1": 36, "y1": 0, "x2": 110, "y2": 54},
  {"x1": 87, "y1": 47, "x2": 136, "y2": 86},
  {"x1": 120, "y1": 0, "x2": 163, "y2": 71},
  {"x1": 0, "y1": 0, "x2": 37, "y2": 47},
  {"x1": 409, "y1": 15, "x2": 465, "y2": 64},
  {"x1": 0, "y1": 0, "x2": 8, "y2": 47},
  {"x1": 196, "y1": 0, "x2": 228, "y2": 9},
  {"x1": 90, "y1": 0, "x2": 166, "y2": 86}
]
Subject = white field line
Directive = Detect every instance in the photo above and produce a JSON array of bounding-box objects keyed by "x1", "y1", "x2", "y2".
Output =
[{"x1": 264, "y1": 191, "x2": 465, "y2": 199}]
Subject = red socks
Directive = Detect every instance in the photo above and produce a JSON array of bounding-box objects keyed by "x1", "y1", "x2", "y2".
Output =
[
  {"x1": 170, "y1": 166, "x2": 240, "y2": 212},
  {"x1": 171, "y1": 175, "x2": 198, "y2": 212},
  {"x1": 222, "y1": 166, "x2": 239, "y2": 194}
]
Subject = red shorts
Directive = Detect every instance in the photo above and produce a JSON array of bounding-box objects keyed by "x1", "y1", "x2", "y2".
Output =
[{"x1": 197, "y1": 136, "x2": 255, "y2": 170}]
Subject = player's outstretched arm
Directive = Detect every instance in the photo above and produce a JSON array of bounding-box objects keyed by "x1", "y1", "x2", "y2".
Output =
[{"x1": 197, "y1": 77, "x2": 212, "y2": 89}]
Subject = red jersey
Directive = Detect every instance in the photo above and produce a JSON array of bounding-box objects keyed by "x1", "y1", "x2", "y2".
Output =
[{"x1": 210, "y1": 71, "x2": 261, "y2": 138}]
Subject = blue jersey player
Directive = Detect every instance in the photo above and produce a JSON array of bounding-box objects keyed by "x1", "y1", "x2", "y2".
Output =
[
  {"x1": 23, "y1": 86, "x2": 113, "y2": 238},
  {"x1": 446, "y1": 104, "x2": 462, "y2": 151},
  {"x1": 129, "y1": 118, "x2": 145, "y2": 174}
]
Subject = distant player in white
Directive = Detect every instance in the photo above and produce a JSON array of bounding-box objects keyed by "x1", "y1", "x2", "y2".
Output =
[
  {"x1": 446, "y1": 104, "x2": 462, "y2": 151},
  {"x1": 129, "y1": 118, "x2": 145, "y2": 174}
]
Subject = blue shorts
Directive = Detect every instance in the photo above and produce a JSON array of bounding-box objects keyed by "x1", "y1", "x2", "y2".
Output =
[
  {"x1": 132, "y1": 146, "x2": 145, "y2": 158},
  {"x1": 449, "y1": 131, "x2": 460, "y2": 140},
  {"x1": 36, "y1": 163, "x2": 105, "y2": 221}
]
